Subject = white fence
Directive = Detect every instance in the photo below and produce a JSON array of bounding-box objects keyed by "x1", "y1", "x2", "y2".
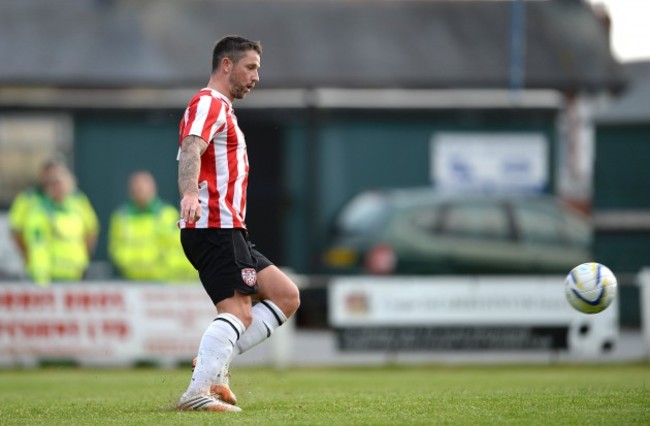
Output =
[
  {"x1": 1, "y1": 272, "x2": 643, "y2": 368},
  {"x1": 329, "y1": 276, "x2": 620, "y2": 358}
]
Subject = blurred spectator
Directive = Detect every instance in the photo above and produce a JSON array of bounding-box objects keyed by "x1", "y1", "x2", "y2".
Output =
[
  {"x1": 8, "y1": 158, "x2": 65, "y2": 260},
  {"x1": 20, "y1": 162, "x2": 99, "y2": 285},
  {"x1": 108, "y1": 170, "x2": 196, "y2": 282}
]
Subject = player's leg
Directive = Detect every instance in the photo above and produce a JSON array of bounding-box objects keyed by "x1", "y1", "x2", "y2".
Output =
[
  {"x1": 206, "y1": 264, "x2": 299, "y2": 405},
  {"x1": 235, "y1": 264, "x2": 301, "y2": 355},
  {"x1": 178, "y1": 229, "x2": 257, "y2": 412},
  {"x1": 203, "y1": 233, "x2": 300, "y2": 405},
  {"x1": 198, "y1": 292, "x2": 253, "y2": 406},
  {"x1": 179, "y1": 294, "x2": 249, "y2": 412}
]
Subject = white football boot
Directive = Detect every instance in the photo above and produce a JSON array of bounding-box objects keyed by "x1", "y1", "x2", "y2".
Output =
[
  {"x1": 177, "y1": 393, "x2": 241, "y2": 412},
  {"x1": 192, "y1": 357, "x2": 238, "y2": 405}
]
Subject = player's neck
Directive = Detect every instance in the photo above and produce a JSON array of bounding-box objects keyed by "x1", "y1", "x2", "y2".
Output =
[{"x1": 206, "y1": 76, "x2": 233, "y2": 102}]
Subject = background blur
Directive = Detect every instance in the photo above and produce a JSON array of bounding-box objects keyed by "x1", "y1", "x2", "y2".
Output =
[{"x1": 0, "y1": 0, "x2": 649, "y2": 362}]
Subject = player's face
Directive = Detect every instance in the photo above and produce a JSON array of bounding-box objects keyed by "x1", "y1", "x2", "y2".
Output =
[{"x1": 228, "y1": 50, "x2": 260, "y2": 99}]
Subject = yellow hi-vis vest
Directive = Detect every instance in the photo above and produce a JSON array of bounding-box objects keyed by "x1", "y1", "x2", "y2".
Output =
[
  {"x1": 8, "y1": 188, "x2": 43, "y2": 234},
  {"x1": 23, "y1": 192, "x2": 99, "y2": 285},
  {"x1": 10, "y1": 188, "x2": 98, "y2": 235},
  {"x1": 108, "y1": 198, "x2": 197, "y2": 283}
]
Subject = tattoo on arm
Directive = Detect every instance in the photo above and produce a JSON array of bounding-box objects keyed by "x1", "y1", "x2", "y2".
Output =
[{"x1": 178, "y1": 135, "x2": 205, "y2": 197}]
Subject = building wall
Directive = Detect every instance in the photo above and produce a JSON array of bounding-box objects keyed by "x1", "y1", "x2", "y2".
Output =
[
  {"x1": 593, "y1": 123, "x2": 650, "y2": 276},
  {"x1": 594, "y1": 124, "x2": 650, "y2": 210},
  {"x1": 300, "y1": 109, "x2": 558, "y2": 273},
  {"x1": 71, "y1": 108, "x2": 559, "y2": 276},
  {"x1": 593, "y1": 123, "x2": 650, "y2": 327},
  {"x1": 73, "y1": 110, "x2": 182, "y2": 273}
]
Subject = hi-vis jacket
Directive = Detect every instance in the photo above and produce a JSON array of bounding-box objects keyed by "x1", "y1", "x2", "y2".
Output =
[
  {"x1": 108, "y1": 198, "x2": 196, "y2": 282},
  {"x1": 22, "y1": 191, "x2": 99, "y2": 285}
]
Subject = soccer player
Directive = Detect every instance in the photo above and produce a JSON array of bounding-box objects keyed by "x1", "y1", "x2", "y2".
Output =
[{"x1": 176, "y1": 35, "x2": 300, "y2": 412}]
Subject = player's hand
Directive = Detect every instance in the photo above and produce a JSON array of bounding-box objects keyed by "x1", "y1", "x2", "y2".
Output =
[{"x1": 180, "y1": 193, "x2": 202, "y2": 223}]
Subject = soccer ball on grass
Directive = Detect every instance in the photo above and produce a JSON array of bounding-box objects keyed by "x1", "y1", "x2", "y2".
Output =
[{"x1": 564, "y1": 262, "x2": 617, "y2": 314}]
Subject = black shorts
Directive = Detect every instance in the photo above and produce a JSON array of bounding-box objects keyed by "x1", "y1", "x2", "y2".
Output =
[{"x1": 180, "y1": 228, "x2": 273, "y2": 304}]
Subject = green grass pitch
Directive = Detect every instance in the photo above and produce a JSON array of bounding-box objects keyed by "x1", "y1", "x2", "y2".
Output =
[{"x1": 1, "y1": 364, "x2": 649, "y2": 425}]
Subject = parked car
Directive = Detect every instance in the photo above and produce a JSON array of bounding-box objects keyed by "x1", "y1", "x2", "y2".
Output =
[{"x1": 321, "y1": 188, "x2": 592, "y2": 275}]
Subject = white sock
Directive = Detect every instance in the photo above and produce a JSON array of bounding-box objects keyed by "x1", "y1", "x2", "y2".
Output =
[
  {"x1": 235, "y1": 300, "x2": 287, "y2": 355},
  {"x1": 185, "y1": 313, "x2": 245, "y2": 396}
]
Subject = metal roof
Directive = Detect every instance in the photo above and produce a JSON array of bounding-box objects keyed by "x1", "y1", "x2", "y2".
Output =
[
  {"x1": 596, "y1": 61, "x2": 650, "y2": 124},
  {"x1": 0, "y1": 0, "x2": 624, "y2": 91}
]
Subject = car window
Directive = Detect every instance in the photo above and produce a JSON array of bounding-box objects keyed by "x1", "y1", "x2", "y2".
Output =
[
  {"x1": 334, "y1": 192, "x2": 391, "y2": 236},
  {"x1": 441, "y1": 201, "x2": 510, "y2": 240},
  {"x1": 513, "y1": 200, "x2": 591, "y2": 247},
  {"x1": 408, "y1": 206, "x2": 440, "y2": 232}
]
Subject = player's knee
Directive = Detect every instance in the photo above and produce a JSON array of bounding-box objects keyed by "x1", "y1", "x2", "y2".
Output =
[
  {"x1": 280, "y1": 284, "x2": 301, "y2": 318},
  {"x1": 291, "y1": 285, "x2": 301, "y2": 310}
]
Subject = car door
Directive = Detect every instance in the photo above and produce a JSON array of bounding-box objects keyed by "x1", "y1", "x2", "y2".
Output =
[
  {"x1": 509, "y1": 199, "x2": 592, "y2": 272},
  {"x1": 434, "y1": 199, "x2": 530, "y2": 273},
  {"x1": 386, "y1": 202, "x2": 451, "y2": 273}
]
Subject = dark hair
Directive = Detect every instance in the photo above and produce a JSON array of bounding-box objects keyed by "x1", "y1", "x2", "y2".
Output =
[{"x1": 212, "y1": 35, "x2": 262, "y2": 72}]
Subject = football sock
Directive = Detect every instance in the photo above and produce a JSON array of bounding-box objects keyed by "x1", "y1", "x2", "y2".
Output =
[
  {"x1": 235, "y1": 300, "x2": 287, "y2": 355},
  {"x1": 185, "y1": 313, "x2": 245, "y2": 396}
]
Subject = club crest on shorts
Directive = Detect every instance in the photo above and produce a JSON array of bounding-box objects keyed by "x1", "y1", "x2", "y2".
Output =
[{"x1": 241, "y1": 268, "x2": 257, "y2": 287}]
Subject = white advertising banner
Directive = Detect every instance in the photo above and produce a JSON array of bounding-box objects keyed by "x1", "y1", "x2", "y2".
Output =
[
  {"x1": 431, "y1": 132, "x2": 548, "y2": 192},
  {"x1": 329, "y1": 277, "x2": 619, "y2": 354},
  {"x1": 0, "y1": 283, "x2": 215, "y2": 366}
]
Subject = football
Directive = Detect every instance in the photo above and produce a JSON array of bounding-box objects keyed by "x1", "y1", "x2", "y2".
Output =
[{"x1": 564, "y1": 262, "x2": 617, "y2": 314}]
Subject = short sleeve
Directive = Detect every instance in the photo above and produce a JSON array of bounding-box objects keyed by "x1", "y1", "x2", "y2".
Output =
[{"x1": 180, "y1": 94, "x2": 226, "y2": 145}]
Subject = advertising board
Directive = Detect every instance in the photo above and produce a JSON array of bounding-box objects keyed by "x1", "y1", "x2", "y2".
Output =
[
  {"x1": 329, "y1": 277, "x2": 619, "y2": 355},
  {"x1": 0, "y1": 283, "x2": 214, "y2": 366}
]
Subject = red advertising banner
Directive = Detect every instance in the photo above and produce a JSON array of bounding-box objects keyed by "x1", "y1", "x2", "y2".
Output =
[{"x1": 0, "y1": 283, "x2": 215, "y2": 366}]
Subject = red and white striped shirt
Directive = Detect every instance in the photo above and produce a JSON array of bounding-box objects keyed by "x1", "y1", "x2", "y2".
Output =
[{"x1": 177, "y1": 88, "x2": 249, "y2": 229}]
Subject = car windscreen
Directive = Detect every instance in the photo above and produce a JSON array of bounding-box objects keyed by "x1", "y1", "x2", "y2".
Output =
[{"x1": 334, "y1": 192, "x2": 392, "y2": 236}]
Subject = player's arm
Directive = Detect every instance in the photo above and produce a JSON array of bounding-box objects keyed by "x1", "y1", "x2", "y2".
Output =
[{"x1": 178, "y1": 135, "x2": 208, "y2": 223}]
